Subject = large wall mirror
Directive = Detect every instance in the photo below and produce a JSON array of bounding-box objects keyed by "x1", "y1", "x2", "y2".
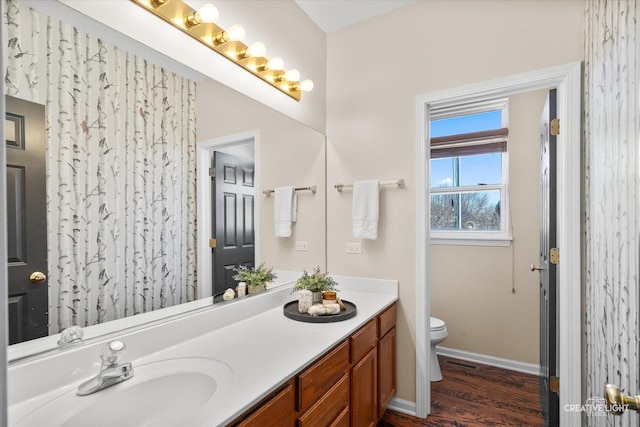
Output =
[{"x1": 4, "y1": 0, "x2": 326, "y2": 361}]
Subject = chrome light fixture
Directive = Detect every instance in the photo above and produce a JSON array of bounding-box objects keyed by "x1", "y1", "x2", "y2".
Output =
[{"x1": 133, "y1": 0, "x2": 313, "y2": 101}]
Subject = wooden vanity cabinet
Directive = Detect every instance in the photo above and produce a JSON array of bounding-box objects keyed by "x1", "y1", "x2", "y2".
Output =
[{"x1": 230, "y1": 303, "x2": 397, "y2": 427}]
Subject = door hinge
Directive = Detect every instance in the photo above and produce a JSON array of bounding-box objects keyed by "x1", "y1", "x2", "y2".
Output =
[
  {"x1": 550, "y1": 376, "x2": 560, "y2": 394},
  {"x1": 209, "y1": 167, "x2": 215, "y2": 177},
  {"x1": 550, "y1": 118, "x2": 560, "y2": 136},
  {"x1": 550, "y1": 248, "x2": 559, "y2": 265},
  {"x1": 209, "y1": 238, "x2": 216, "y2": 248}
]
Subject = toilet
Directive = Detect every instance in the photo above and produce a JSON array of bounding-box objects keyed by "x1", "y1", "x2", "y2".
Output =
[{"x1": 430, "y1": 317, "x2": 448, "y2": 381}]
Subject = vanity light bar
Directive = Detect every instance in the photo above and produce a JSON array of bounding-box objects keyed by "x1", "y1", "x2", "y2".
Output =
[{"x1": 132, "y1": 0, "x2": 312, "y2": 101}]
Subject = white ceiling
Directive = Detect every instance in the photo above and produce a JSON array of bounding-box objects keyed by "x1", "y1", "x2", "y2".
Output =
[{"x1": 294, "y1": 0, "x2": 418, "y2": 33}]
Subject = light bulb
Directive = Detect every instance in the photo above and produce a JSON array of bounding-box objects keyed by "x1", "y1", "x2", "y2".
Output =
[
  {"x1": 246, "y1": 42, "x2": 266, "y2": 58},
  {"x1": 299, "y1": 79, "x2": 314, "y2": 92},
  {"x1": 185, "y1": 3, "x2": 218, "y2": 27},
  {"x1": 226, "y1": 24, "x2": 245, "y2": 42},
  {"x1": 197, "y1": 3, "x2": 219, "y2": 23},
  {"x1": 267, "y1": 57, "x2": 284, "y2": 71},
  {"x1": 285, "y1": 69, "x2": 300, "y2": 82}
]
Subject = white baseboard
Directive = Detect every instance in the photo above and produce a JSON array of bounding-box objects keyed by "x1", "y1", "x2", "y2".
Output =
[
  {"x1": 436, "y1": 346, "x2": 540, "y2": 376},
  {"x1": 387, "y1": 397, "x2": 417, "y2": 417}
]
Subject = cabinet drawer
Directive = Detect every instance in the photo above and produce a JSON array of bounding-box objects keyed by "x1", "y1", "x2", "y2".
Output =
[
  {"x1": 330, "y1": 407, "x2": 350, "y2": 427},
  {"x1": 297, "y1": 340, "x2": 350, "y2": 412},
  {"x1": 236, "y1": 382, "x2": 296, "y2": 427},
  {"x1": 298, "y1": 373, "x2": 350, "y2": 427},
  {"x1": 350, "y1": 319, "x2": 377, "y2": 364},
  {"x1": 378, "y1": 304, "x2": 396, "y2": 338}
]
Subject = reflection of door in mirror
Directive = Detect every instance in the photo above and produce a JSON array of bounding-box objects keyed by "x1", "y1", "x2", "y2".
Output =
[
  {"x1": 6, "y1": 95, "x2": 47, "y2": 345},
  {"x1": 212, "y1": 151, "x2": 255, "y2": 296}
]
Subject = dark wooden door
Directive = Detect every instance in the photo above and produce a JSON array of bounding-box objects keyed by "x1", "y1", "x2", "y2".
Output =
[
  {"x1": 538, "y1": 89, "x2": 559, "y2": 426},
  {"x1": 6, "y1": 95, "x2": 48, "y2": 345},
  {"x1": 212, "y1": 151, "x2": 255, "y2": 296}
]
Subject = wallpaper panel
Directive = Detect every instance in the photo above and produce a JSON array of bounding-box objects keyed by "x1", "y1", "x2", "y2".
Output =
[
  {"x1": 585, "y1": 0, "x2": 639, "y2": 425},
  {"x1": 3, "y1": 0, "x2": 197, "y2": 332}
]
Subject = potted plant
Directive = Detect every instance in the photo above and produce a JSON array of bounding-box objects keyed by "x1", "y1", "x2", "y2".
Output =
[
  {"x1": 294, "y1": 267, "x2": 339, "y2": 304},
  {"x1": 233, "y1": 263, "x2": 277, "y2": 295}
]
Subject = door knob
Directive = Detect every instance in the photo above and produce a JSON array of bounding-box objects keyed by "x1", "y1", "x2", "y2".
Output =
[
  {"x1": 29, "y1": 272, "x2": 47, "y2": 283},
  {"x1": 604, "y1": 384, "x2": 640, "y2": 414},
  {"x1": 530, "y1": 264, "x2": 544, "y2": 272}
]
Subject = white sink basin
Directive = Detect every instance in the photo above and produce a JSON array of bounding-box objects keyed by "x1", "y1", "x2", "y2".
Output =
[{"x1": 12, "y1": 358, "x2": 234, "y2": 427}]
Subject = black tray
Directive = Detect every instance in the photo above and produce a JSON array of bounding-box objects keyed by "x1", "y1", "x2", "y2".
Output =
[{"x1": 283, "y1": 300, "x2": 357, "y2": 323}]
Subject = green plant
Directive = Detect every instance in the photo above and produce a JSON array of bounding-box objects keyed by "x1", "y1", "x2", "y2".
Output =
[
  {"x1": 233, "y1": 263, "x2": 276, "y2": 287},
  {"x1": 293, "y1": 267, "x2": 339, "y2": 293}
]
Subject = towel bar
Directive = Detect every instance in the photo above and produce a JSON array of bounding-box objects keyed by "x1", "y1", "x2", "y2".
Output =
[
  {"x1": 335, "y1": 179, "x2": 404, "y2": 193},
  {"x1": 263, "y1": 185, "x2": 317, "y2": 196}
]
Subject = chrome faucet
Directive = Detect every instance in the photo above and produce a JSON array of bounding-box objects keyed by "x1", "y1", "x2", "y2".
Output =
[{"x1": 77, "y1": 340, "x2": 134, "y2": 396}]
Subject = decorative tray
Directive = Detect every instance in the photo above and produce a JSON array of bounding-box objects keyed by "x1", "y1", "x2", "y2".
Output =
[{"x1": 283, "y1": 300, "x2": 357, "y2": 323}]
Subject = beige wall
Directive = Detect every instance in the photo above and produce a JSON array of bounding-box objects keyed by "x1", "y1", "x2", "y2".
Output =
[
  {"x1": 197, "y1": 78, "x2": 326, "y2": 273},
  {"x1": 431, "y1": 90, "x2": 547, "y2": 365},
  {"x1": 326, "y1": 1, "x2": 583, "y2": 402}
]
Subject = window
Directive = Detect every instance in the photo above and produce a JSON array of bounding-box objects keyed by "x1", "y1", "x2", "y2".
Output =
[{"x1": 429, "y1": 100, "x2": 510, "y2": 244}]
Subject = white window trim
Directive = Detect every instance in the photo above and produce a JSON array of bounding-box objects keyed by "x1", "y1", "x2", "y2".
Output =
[{"x1": 429, "y1": 101, "x2": 511, "y2": 242}]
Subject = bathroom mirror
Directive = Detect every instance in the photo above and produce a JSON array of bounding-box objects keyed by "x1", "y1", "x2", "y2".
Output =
[{"x1": 4, "y1": 0, "x2": 326, "y2": 361}]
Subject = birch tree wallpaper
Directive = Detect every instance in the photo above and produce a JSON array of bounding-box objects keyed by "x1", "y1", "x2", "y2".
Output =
[{"x1": 3, "y1": 0, "x2": 198, "y2": 333}]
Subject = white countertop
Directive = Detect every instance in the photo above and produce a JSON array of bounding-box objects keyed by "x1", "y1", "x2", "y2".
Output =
[{"x1": 8, "y1": 276, "x2": 398, "y2": 427}]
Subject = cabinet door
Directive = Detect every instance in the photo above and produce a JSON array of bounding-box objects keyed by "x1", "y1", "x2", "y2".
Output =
[
  {"x1": 235, "y1": 382, "x2": 296, "y2": 427},
  {"x1": 351, "y1": 347, "x2": 377, "y2": 427},
  {"x1": 377, "y1": 327, "x2": 396, "y2": 419}
]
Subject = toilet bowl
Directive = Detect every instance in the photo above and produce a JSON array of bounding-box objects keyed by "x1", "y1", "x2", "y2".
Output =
[{"x1": 430, "y1": 317, "x2": 448, "y2": 381}]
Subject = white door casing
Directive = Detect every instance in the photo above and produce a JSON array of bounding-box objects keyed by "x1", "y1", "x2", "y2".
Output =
[{"x1": 415, "y1": 62, "x2": 582, "y2": 425}]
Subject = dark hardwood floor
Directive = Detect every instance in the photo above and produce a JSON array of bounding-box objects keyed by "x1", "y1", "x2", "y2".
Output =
[{"x1": 378, "y1": 356, "x2": 543, "y2": 426}]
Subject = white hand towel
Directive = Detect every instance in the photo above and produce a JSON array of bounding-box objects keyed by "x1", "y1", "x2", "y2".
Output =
[
  {"x1": 352, "y1": 180, "x2": 379, "y2": 240},
  {"x1": 274, "y1": 186, "x2": 297, "y2": 237}
]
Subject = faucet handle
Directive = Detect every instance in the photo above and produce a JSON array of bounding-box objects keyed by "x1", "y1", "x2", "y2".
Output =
[{"x1": 101, "y1": 340, "x2": 126, "y2": 366}]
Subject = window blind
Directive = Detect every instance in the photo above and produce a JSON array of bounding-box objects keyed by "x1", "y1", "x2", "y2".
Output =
[{"x1": 430, "y1": 128, "x2": 508, "y2": 159}]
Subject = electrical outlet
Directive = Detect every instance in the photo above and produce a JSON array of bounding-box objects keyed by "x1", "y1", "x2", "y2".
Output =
[
  {"x1": 347, "y1": 242, "x2": 362, "y2": 254},
  {"x1": 296, "y1": 241, "x2": 309, "y2": 252}
]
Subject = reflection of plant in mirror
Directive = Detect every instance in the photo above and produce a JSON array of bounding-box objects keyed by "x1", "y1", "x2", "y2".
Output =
[
  {"x1": 293, "y1": 267, "x2": 339, "y2": 293},
  {"x1": 233, "y1": 263, "x2": 277, "y2": 288}
]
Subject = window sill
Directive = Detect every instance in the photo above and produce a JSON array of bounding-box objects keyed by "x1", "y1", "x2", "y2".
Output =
[{"x1": 430, "y1": 236, "x2": 512, "y2": 247}]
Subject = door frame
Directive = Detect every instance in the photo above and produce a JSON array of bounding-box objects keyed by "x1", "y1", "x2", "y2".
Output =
[
  {"x1": 1, "y1": 0, "x2": 8, "y2": 419},
  {"x1": 196, "y1": 130, "x2": 260, "y2": 300},
  {"x1": 415, "y1": 62, "x2": 582, "y2": 424}
]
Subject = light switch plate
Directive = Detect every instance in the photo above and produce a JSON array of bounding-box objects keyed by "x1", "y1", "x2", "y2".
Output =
[
  {"x1": 296, "y1": 241, "x2": 309, "y2": 252},
  {"x1": 347, "y1": 242, "x2": 362, "y2": 254}
]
